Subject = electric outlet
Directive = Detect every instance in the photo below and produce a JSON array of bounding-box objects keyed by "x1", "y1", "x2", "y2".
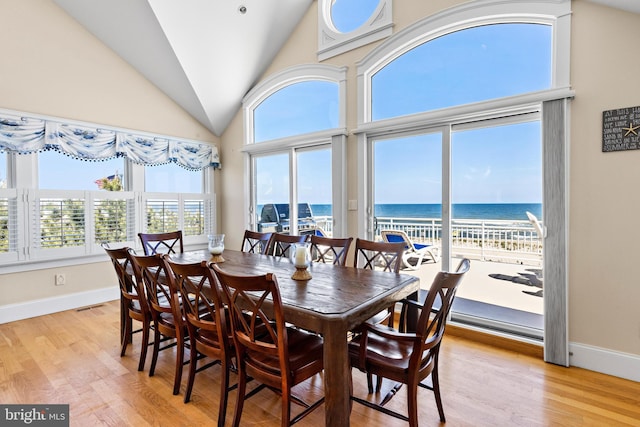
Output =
[{"x1": 55, "y1": 274, "x2": 66, "y2": 286}]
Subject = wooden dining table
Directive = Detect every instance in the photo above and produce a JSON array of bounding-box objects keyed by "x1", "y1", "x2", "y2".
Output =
[{"x1": 170, "y1": 249, "x2": 420, "y2": 427}]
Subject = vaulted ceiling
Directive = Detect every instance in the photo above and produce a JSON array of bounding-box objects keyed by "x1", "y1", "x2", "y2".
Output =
[
  {"x1": 53, "y1": 0, "x2": 313, "y2": 137},
  {"x1": 52, "y1": 0, "x2": 637, "y2": 138},
  {"x1": 591, "y1": 0, "x2": 640, "y2": 15}
]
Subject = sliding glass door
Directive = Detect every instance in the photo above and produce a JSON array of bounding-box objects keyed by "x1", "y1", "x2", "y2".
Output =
[
  {"x1": 252, "y1": 145, "x2": 332, "y2": 236},
  {"x1": 371, "y1": 131, "x2": 443, "y2": 270},
  {"x1": 450, "y1": 120, "x2": 543, "y2": 336},
  {"x1": 368, "y1": 117, "x2": 544, "y2": 339}
]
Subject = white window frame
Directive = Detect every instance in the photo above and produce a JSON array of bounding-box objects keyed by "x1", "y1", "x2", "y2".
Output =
[
  {"x1": 243, "y1": 64, "x2": 348, "y2": 143},
  {"x1": 356, "y1": 0, "x2": 572, "y2": 126},
  {"x1": 140, "y1": 191, "x2": 215, "y2": 247},
  {"x1": 355, "y1": 0, "x2": 573, "y2": 366},
  {"x1": 0, "y1": 152, "x2": 215, "y2": 273}
]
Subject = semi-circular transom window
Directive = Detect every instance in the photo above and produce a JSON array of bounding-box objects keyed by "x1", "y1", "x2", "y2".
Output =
[
  {"x1": 372, "y1": 23, "x2": 552, "y2": 121},
  {"x1": 254, "y1": 81, "x2": 339, "y2": 143}
]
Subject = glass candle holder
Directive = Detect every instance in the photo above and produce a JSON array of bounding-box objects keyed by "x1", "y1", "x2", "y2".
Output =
[
  {"x1": 208, "y1": 234, "x2": 225, "y2": 263},
  {"x1": 290, "y1": 242, "x2": 312, "y2": 281}
]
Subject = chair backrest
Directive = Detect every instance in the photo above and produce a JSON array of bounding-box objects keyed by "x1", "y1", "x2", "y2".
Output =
[
  {"x1": 240, "y1": 230, "x2": 273, "y2": 255},
  {"x1": 415, "y1": 258, "x2": 470, "y2": 352},
  {"x1": 268, "y1": 233, "x2": 309, "y2": 257},
  {"x1": 309, "y1": 235, "x2": 353, "y2": 266},
  {"x1": 130, "y1": 253, "x2": 181, "y2": 323},
  {"x1": 380, "y1": 230, "x2": 414, "y2": 251},
  {"x1": 138, "y1": 231, "x2": 184, "y2": 255},
  {"x1": 353, "y1": 238, "x2": 406, "y2": 273},
  {"x1": 212, "y1": 266, "x2": 291, "y2": 380},
  {"x1": 165, "y1": 259, "x2": 230, "y2": 352},
  {"x1": 102, "y1": 244, "x2": 146, "y2": 308}
]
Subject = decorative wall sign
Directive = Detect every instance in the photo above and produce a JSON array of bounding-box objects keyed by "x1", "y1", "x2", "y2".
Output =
[{"x1": 602, "y1": 106, "x2": 640, "y2": 152}]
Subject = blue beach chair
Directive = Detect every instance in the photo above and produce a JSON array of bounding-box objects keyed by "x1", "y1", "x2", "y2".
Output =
[{"x1": 381, "y1": 229, "x2": 440, "y2": 270}]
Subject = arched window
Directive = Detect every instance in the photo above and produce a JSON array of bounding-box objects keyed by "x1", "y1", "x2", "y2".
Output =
[
  {"x1": 244, "y1": 64, "x2": 346, "y2": 144},
  {"x1": 356, "y1": 0, "x2": 572, "y2": 365},
  {"x1": 254, "y1": 81, "x2": 339, "y2": 143},
  {"x1": 371, "y1": 23, "x2": 552, "y2": 120},
  {"x1": 243, "y1": 65, "x2": 347, "y2": 237}
]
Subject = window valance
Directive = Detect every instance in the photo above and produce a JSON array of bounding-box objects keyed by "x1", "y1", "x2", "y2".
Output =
[{"x1": 0, "y1": 112, "x2": 221, "y2": 170}]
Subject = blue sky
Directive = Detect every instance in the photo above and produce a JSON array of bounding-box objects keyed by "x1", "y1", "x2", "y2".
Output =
[
  {"x1": 373, "y1": 122, "x2": 542, "y2": 205},
  {"x1": 331, "y1": 0, "x2": 380, "y2": 33},
  {"x1": 38, "y1": 151, "x2": 202, "y2": 193},
  {"x1": 255, "y1": 17, "x2": 548, "y2": 205}
]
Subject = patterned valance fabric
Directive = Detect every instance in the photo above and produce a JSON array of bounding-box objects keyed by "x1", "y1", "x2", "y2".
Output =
[
  {"x1": 0, "y1": 112, "x2": 220, "y2": 170},
  {"x1": 0, "y1": 115, "x2": 46, "y2": 153}
]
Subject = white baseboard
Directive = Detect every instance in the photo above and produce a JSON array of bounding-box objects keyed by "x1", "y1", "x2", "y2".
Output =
[
  {"x1": 569, "y1": 342, "x2": 640, "y2": 383},
  {"x1": 0, "y1": 287, "x2": 120, "y2": 324}
]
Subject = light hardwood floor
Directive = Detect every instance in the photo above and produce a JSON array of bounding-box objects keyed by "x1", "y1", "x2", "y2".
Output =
[{"x1": 1, "y1": 300, "x2": 639, "y2": 426}]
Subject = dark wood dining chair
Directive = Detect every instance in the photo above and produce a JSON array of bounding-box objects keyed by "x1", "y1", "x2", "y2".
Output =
[
  {"x1": 349, "y1": 258, "x2": 471, "y2": 426},
  {"x1": 352, "y1": 238, "x2": 407, "y2": 391},
  {"x1": 267, "y1": 233, "x2": 309, "y2": 258},
  {"x1": 353, "y1": 238, "x2": 406, "y2": 326},
  {"x1": 309, "y1": 234, "x2": 353, "y2": 266},
  {"x1": 165, "y1": 259, "x2": 235, "y2": 426},
  {"x1": 240, "y1": 229, "x2": 273, "y2": 254},
  {"x1": 353, "y1": 237, "x2": 406, "y2": 274},
  {"x1": 102, "y1": 244, "x2": 151, "y2": 372},
  {"x1": 212, "y1": 265, "x2": 325, "y2": 427},
  {"x1": 138, "y1": 230, "x2": 184, "y2": 255},
  {"x1": 130, "y1": 253, "x2": 186, "y2": 395}
]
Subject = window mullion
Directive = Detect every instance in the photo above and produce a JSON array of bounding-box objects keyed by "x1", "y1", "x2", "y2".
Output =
[{"x1": 86, "y1": 190, "x2": 94, "y2": 254}]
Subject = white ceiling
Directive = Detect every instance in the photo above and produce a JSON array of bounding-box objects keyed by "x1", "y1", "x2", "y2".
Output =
[
  {"x1": 52, "y1": 0, "x2": 313, "y2": 137},
  {"x1": 52, "y1": 0, "x2": 638, "y2": 138}
]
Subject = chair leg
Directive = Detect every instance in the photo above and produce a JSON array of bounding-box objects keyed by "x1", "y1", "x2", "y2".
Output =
[
  {"x1": 173, "y1": 334, "x2": 184, "y2": 395},
  {"x1": 367, "y1": 373, "x2": 374, "y2": 394},
  {"x1": 407, "y1": 380, "x2": 419, "y2": 427},
  {"x1": 232, "y1": 366, "x2": 247, "y2": 427},
  {"x1": 281, "y1": 389, "x2": 291, "y2": 427},
  {"x1": 149, "y1": 322, "x2": 161, "y2": 377},
  {"x1": 348, "y1": 367, "x2": 354, "y2": 413},
  {"x1": 398, "y1": 304, "x2": 407, "y2": 333},
  {"x1": 217, "y1": 358, "x2": 231, "y2": 427},
  {"x1": 386, "y1": 306, "x2": 395, "y2": 328},
  {"x1": 366, "y1": 373, "x2": 384, "y2": 394},
  {"x1": 137, "y1": 319, "x2": 150, "y2": 371},
  {"x1": 183, "y1": 343, "x2": 198, "y2": 403},
  {"x1": 432, "y1": 366, "x2": 446, "y2": 422},
  {"x1": 120, "y1": 313, "x2": 131, "y2": 357}
]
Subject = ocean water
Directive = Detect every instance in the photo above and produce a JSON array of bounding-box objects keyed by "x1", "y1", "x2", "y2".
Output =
[{"x1": 310, "y1": 203, "x2": 542, "y2": 221}]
